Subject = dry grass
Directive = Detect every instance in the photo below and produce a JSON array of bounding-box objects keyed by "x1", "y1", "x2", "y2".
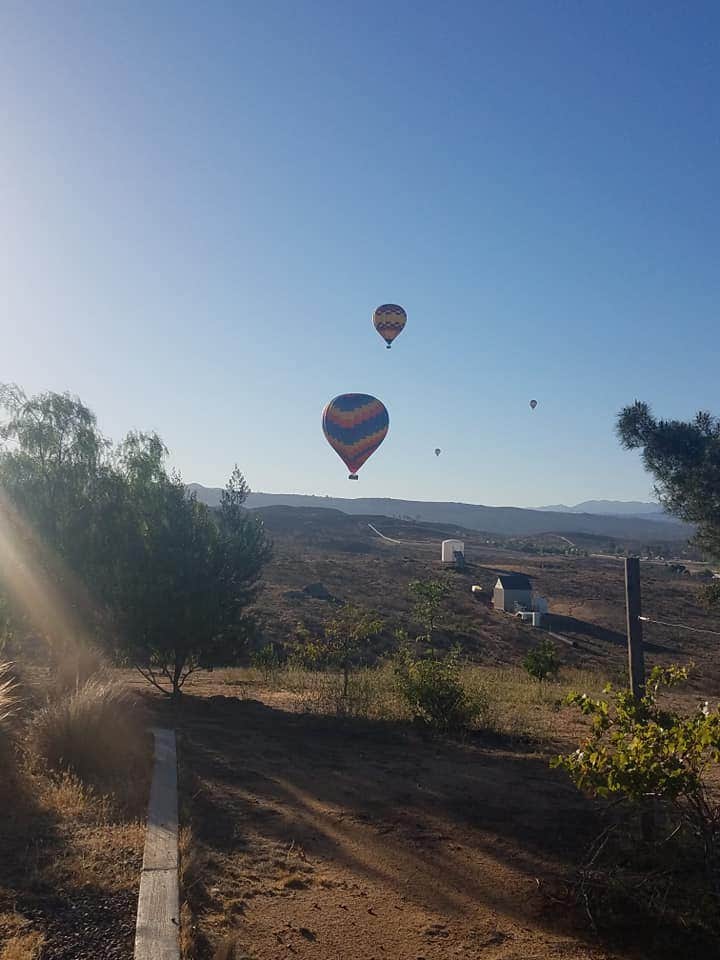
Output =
[
  {"x1": 212, "y1": 662, "x2": 607, "y2": 742},
  {"x1": 29, "y1": 677, "x2": 146, "y2": 785},
  {"x1": 0, "y1": 661, "x2": 19, "y2": 726},
  {"x1": 49, "y1": 641, "x2": 107, "y2": 697},
  {"x1": 0, "y1": 928, "x2": 45, "y2": 960}
]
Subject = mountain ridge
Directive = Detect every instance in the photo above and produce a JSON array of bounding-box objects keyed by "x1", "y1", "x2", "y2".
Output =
[
  {"x1": 538, "y1": 499, "x2": 668, "y2": 519},
  {"x1": 187, "y1": 485, "x2": 692, "y2": 542}
]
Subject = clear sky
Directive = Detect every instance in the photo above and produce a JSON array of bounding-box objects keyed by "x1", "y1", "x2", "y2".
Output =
[{"x1": 1, "y1": 1, "x2": 718, "y2": 507}]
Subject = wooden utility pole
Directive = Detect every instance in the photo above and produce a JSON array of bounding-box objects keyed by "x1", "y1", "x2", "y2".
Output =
[
  {"x1": 624, "y1": 557, "x2": 653, "y2": 839},
  {"x1": 624, "y1": 557, "x2": 646, "y2": 699}
]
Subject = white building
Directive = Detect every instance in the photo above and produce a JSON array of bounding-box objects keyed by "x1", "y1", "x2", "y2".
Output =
[{"x1": 493, "y1": 574, "x2": 532, "y2": 612}]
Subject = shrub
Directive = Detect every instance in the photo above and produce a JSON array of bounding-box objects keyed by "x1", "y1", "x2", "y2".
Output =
[
  {"x1": 30, "y1": 679, "x2": 146, "y2": 786},
  {"x1": 250, "y1": 643, "x2": 281, "y2": 676},
  {"x1": 321, "y1": 605, "x2": 383, "y2": 698},
  {"x1": 395, "y1": 649, "x2": 482, "y2": 733},
  {"x1": 553, "y1": 666, "x2": 720, "y2": 885},
  {"x1": 523, "y1": 638, "x2": 559, "y2": 681}
]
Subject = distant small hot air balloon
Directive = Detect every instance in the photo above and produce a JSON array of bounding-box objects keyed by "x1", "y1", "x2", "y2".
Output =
[
  {"x1": 322, "y1": 394, "x2": 389, "y2": 480},
  {"x1": 530, "y1": 399, "x2": 538, "y2": 410},
  {"x1": 435, "y1": 448, "x2": 442, "y2": 457},
  {"x1": 372, "y1": 304, "x2": 406, "y2": 349}
]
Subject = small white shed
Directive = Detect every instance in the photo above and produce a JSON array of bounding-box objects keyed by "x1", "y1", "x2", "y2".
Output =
[
  {"x1": 442, "y1": 539, "x2": 465, "y2": 565},
  {"x1": 493, "y1": 574, "x2": 532, "y2": 612}
]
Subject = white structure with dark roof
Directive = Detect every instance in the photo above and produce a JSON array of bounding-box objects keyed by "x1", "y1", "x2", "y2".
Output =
[{"x1": 493, "y1": 574, "x2": 533, "y2": 612}]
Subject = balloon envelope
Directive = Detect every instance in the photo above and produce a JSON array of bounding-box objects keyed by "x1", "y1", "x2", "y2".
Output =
[
  {"x1": 530, "y1": 399, "x2": 538, "y2": 410},
  {"x1": 435, "y1": 448, "x2": 441, "y2": 456},
  {"x1": 322, "y1": 394, "x2": 389, "y2": 479},
  {"x1": 372, "y1": 304, "x2": 407, "y2": 348}
]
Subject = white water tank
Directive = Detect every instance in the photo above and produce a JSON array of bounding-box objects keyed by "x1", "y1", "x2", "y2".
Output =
[{"x1": 442, "y1": 539, "x2": 465, "y2": 564}]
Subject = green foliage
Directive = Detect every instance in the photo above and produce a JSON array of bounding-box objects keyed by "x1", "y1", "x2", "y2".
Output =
[
  {"x1": 700, "y1": 580, "x2": 720, "y2": 612},
  {"x1": 554, "y1": 666, "x2": 714, "y2": 801},
  {"x1": 523, "y1": 637, "x2": 559, "y2": 681},
  {"x1": 288, "y1": 623, "x2": 325, "y2": 670},
  {"x1": 0, "y1": 385, "x2": 272, "y2": 698},
  {"x1": 321, "y1": 604, "x2": 383, "y2": 697},
  {"x1": 554, "y1": 666, "x2": 720, "y2": 883},
  {"x1": 617, "y1": 401, "x2": 720, "y2": 559},
  {"x1": 394, "y1": 648, "x2": 482, "y2": 733},
  {"x1": 250, "y1": 643, "x2": 282, "y2": 675},
  {"x1": 408, "y1": 578, "x2": 450, "y2": 640}
]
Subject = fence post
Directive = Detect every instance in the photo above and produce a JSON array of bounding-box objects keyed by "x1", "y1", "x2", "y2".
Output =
[
  {"x1": 624, "y1": 557, "x2": 653, "y2": 839},
  {"x1": 624, "y1": 557, "x2": 645, "y2": 699}
]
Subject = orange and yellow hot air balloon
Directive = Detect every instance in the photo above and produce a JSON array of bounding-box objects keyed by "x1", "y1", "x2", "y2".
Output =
[{"x1": 372, "y1": 304, "x2": 406, "y2": 349}]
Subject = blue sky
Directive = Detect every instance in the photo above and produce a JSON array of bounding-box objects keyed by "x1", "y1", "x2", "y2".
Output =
[{"x1": 1, "y1": 1, "x2": 718, "y2": 506}]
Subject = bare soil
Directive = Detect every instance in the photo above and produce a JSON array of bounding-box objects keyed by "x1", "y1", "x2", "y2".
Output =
[{"x1": 171, "y1": 687, "x2": 627, "y2": 960}]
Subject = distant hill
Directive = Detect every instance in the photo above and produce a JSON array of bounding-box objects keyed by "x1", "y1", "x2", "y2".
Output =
[
  {"x1": 187, "y1": 485, "x2": 692, "y2": 542},
  {"x1": 539, "y1": 499, "x2": 669, "y2": 519}
]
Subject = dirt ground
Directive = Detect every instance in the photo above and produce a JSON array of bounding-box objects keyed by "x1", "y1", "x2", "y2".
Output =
[{"x1": 170, "y1": 687, "x2": 628, "y2": 960}]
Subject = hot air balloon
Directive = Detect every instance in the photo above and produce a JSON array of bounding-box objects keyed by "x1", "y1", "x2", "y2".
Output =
[
  {"x1": 372, "y1": 304, "x2": 406, "y2": 349},
  {"x1": 322, "y1": 394, "x2": 389, "y2": 480},
  {"x1": 530, "y1": 399, "x2": 538, "y2": 410},
  {"x1": 435, "y1": 448, "x2": 442, "y2": 457}
]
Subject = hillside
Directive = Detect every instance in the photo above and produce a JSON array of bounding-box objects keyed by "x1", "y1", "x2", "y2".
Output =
[
  {"x1": 188, "y1": 484, "x2": 693, "y2": 542},
  {"x1": 249, "y1": 505, "x2": 720, "y2": 688}
]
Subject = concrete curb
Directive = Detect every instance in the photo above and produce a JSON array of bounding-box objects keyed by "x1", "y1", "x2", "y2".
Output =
[{"x1": 134, "y1": 727, "x2": 180, "y2": 960}]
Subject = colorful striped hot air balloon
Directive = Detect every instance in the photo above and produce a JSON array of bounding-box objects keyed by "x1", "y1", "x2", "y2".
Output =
[
  {"x1": 322, "y1": 394, "x2": 389, "y2": 480},
  {"x1": 372, "y1": 304, "x2": 407, "y2": 349}
]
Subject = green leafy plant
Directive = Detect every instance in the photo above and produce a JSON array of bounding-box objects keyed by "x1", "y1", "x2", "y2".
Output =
[
  {"x1": 395, "y1": 648, "x2": 482, "y2": 733},
  {"x1": 408, "y1": 578, "x2": 450, "y2": 648},
  {"x1": 250, "y1": 643, "x2": 282, "y2": 676},
  {"x1": 321, "y1": 605, "x2": 383, "y2": 699},
  {"x1": 523, "y1": 637, "x2": 559, "y2": 681},
  {"x1": 553, "y1": 665, "x2": 720, "y2": 887}
]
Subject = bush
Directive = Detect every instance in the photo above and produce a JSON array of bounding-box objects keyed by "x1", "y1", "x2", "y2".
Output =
[
  {"x1": 250, "y1": 643, "x2": 282, "y2": 676},
  {"x1": 30, "y1": 679, "x2": 146, "y2": 786},
  {"x1": 523, "y1": 638, "x2": 559, "y2": 681},
  {"x1": 395, "y1": 649, "x2": 483, "y2": 733},
  {"x1": 553, "y1": 666, "x2": 720, "y2": 885}
]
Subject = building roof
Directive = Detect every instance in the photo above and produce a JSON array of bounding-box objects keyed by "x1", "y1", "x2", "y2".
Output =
[{"x1": 495, "y1": 574, "x2": 532, "y2": 591}]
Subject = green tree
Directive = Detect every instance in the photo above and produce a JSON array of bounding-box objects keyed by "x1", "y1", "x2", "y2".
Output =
[
  {"x1": 103, "y1": 445, "x2": 272, "y2": 698},
  {"x1": 322, "y1": 604, "x2": 382, "y2": 698},
  {"x1": 408, "y1": 578, "x2": 449, "y2": 646},
  {"x1": 0, "y1": 385, "x2": 272, "y2": 697},
  {"x1": 617, "y1": 402, "x2": 720, "y2": 559}
]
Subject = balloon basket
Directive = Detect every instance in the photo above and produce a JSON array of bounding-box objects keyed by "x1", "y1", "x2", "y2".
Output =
[
  {"x1": 386, "y1": 344, "x2": 392, "y2": 349},
  {"x1": 348, "y1": 474, "x2": 359, "y2": 481}
]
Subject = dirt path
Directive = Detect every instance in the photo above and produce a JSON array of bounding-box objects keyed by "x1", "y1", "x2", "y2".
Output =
[{"x1": 176, "y1": 695, "x2": 623, "y2": 960}]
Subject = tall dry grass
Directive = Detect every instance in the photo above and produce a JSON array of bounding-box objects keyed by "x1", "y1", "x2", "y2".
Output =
[
  {"x1": 30, "y1": 677, "x2": 147, "y2": 787},
  {"x1": 0, "y1": 660, "x2": 20, "y2": 725},
  {"x1": 0, "y1": 661, "x2": 21, "y2": 803},
  {"x1": 220, "y1": 661, "x2": 608, "y2": 741}
]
